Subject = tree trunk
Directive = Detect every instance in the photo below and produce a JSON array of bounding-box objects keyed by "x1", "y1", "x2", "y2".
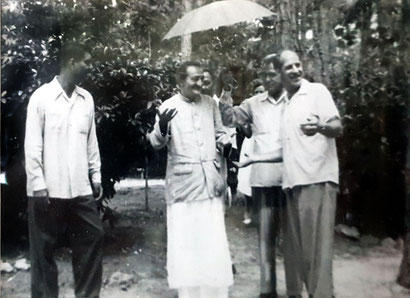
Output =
[
  {"x1": 308, "y1": 0, "x2": 338, "y2": 85},
  {"x1": 272, "y1": 0, "x2": 300, "y2": 53},
  {"x1": 397, "y1": 0, "x2": 410, "y2": 287},
  {"x1": 181, "y1": 0, "x2": 192, "y2": 60}
]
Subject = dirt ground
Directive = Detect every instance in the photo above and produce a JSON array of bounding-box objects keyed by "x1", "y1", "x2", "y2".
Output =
[{"x1": 2, "y1": 181, "x2": 410, "y2": 298}]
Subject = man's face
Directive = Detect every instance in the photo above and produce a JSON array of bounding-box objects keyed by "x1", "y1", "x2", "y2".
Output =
[
  {"x1": 254, "y1": 85, "x2": 265, "y2": 95},
  {"x1": 201, "y1": 71, "x2": 213, "y2": 96},
  {"x1": 180, "y1": 66, "x2": 203, "y2": 100},
  {"x1": 280, "y1": 52, "x2": 304, "y2": 92},
  {"x1": 261, "y1": 63, "x2": 282, "y2": 95},
  {"x1": 71, "y1": 52, "x2": 92, "y2": 84}
]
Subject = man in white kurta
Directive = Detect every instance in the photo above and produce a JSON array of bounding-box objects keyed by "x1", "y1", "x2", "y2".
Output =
[{"x1": 149, "y1": 61, "x2": 233, "y2": 298}]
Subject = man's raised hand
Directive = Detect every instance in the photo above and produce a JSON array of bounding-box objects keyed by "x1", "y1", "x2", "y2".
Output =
[
  {"x1": 157, "y1": 108, "x2": 178, "y2": 136},
  {"x1": 221, "y1": 71, "x2": 235, "y2": 91}
]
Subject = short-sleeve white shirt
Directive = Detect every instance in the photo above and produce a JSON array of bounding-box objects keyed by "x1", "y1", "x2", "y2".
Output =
[{"x1": 282, "y1": 79, "x2": 340, "y2": 189}]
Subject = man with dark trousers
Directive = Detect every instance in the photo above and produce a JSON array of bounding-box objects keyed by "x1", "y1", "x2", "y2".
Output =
[
  {"x1": 24, "y1": 42, "x2": 104, "y2": 298},
  {"x1": 233, "y1": 51, "x2": 342, "y2": 298},
  {"x1": 219, "y1": 54, "x2": 286, "y2": 298}
]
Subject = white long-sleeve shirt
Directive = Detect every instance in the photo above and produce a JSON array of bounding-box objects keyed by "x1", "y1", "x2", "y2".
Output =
[{"x1": 24, "y1": 77, "x2": 101, "y2": 198}]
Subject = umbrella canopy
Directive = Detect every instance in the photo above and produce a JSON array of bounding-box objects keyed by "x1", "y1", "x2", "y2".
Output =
[{"x1": 163, "y1": 0, "x2": 275, "y2": 40}]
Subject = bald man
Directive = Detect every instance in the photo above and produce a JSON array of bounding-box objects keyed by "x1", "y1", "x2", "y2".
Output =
[{"x1": 278, "y1": 50, "x2": 342, "y2": 298}]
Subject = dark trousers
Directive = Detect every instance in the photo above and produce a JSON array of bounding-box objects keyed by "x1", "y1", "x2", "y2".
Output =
[
  {"x1": 28, "y1": 195, "x2": 104, "y2": 298},
  {"x1": 252, "y1": 186, "x2": 284, "y2": 295}
]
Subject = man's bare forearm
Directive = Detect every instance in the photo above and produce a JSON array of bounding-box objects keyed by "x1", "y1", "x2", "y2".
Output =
[
  {"x1": 318, "y1": 119, "x2": 343, "y2": 138},
  {"x1": 251, "y1": 148, "x2": 283, "y2": 163}
]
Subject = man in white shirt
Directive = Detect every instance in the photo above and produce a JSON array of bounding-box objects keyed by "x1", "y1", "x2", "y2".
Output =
[
  {"x1": 149, "y1": 61, "x2": 233, "y2": 298},
  {"x1": 25, "y1": 42, "x2": 104, "y2": 298},
  {"x1": 219, "y1": 54, "x2": 286, "y2": 298},
  {"x1": 233, "y1": 51, "x2": 342, "y2": 298},
  {"x1": 280, "y1": 50, "x2": 342, "y2": 298}
]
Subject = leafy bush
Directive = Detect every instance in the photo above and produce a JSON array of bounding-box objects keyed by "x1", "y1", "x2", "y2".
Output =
[
  {"x1": 1, "y1": 0, "x2": 180, "y2": 228},
  {"x1": 2, "y1": 0, "x2": 408, "y2": 237}
]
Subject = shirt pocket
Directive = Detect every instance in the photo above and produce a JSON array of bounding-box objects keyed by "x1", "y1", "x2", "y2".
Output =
[
  {"x1": 253, "y1": 111, "x2": 270, "y2": 135},
  {"x1": 76, "y1": 113, "x2": 90, "y2": 135}
]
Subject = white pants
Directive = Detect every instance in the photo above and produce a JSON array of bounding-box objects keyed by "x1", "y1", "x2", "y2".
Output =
[
  {"x1": 167, "y1": 198, "x2": 234, "y2": 289},
  {"x1": 178, "y1": 286, "x2": 228, "y2": 298}
]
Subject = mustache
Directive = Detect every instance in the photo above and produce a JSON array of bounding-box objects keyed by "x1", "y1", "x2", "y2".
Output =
[{"x1": 289, "y1": 71, "x2": 303, "y2": 79}]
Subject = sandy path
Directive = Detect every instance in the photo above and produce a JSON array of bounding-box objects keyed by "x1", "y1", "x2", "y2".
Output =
[{"x1": 1, "y1": 182, "x2": 409, "y2": 298}]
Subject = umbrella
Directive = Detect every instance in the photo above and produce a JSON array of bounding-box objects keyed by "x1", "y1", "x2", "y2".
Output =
[{"x1": 163, "y1": 0, "x2": 275, "y2": 40}]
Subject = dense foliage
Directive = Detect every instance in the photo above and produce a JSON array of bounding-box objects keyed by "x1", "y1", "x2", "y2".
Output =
[
  {"x1": 1, "y1": 0, "x2": 409, "y2": 237},
  {"x1": 1, "y1": 0, "x2": 181, "y2": 229}
]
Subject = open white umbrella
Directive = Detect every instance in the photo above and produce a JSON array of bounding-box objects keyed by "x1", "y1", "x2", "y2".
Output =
[{"x1": 163, "y1": 0, "x2": 275, "y2": 40}]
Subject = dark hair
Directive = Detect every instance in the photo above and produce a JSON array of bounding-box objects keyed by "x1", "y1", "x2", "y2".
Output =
[
  {"x1": 202, "y1": 68, "x2": 212, "y2": 76},
  {"x1": 262, "y1": 53, "x2": 281, "y2": 70},
  {"x1": 60, "y1": 42, "x2": 89, "y2": 67},
  {"x1": 176, "y1": 61, "x2": 202, "y2": 82},
  {"x1": 202, "y1": 68, "x2": 214, "y2": 81},
  {"x1": 252, "y1": 78, "x2": 263, "y2": 90}
]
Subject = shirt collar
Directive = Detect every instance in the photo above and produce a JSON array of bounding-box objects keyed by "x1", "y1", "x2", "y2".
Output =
[
  {"x1": 50, "y1": 76, "x2": 85, "y2": 101},
  {"x1": 296, "y1": 78, "x2": 309, "y2": 95},
  {"x1": 284, "y1": 78, "x2": 310, "y2": 102},
  {"x1": 179, "y1": 92, "x2": 201, "y2": 103},
  {"x1": 260, "y1": 90, "x2": 286, "y2": 105}
]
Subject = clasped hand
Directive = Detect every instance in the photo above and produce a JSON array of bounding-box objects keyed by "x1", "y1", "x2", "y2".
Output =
[{"x1": 300, "y1": 114, "x2": 323, "y2": 136}]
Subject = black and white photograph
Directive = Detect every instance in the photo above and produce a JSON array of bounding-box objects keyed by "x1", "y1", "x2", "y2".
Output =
[{"x1": 1, "y1": 0, "x2": 410, "y2": 297}]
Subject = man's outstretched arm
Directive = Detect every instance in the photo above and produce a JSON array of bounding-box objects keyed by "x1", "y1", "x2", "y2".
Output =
[{"x1": 233, "y1": 148, "x2": 283, "y2": 168}]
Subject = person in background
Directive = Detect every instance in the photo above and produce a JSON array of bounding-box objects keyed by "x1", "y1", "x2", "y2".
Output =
[
  {"x1": 237, "y1": 79, "x2": 266, "y2": 224},
  {"x1": 203, "y1": 68, "x2": 238, "y2": 206},
  {"x1": 149, "y1": 61, "x2": 233, "y2": 298},
  {"x1": 219, "y1": 54, "x2": 286, "y2": 298},
  {"x1": 24, "y1": 42, "x2": 104, "y2": 298},
  {"x1": 201, "y1": 69, "x2": 216, "y2": 98}
]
